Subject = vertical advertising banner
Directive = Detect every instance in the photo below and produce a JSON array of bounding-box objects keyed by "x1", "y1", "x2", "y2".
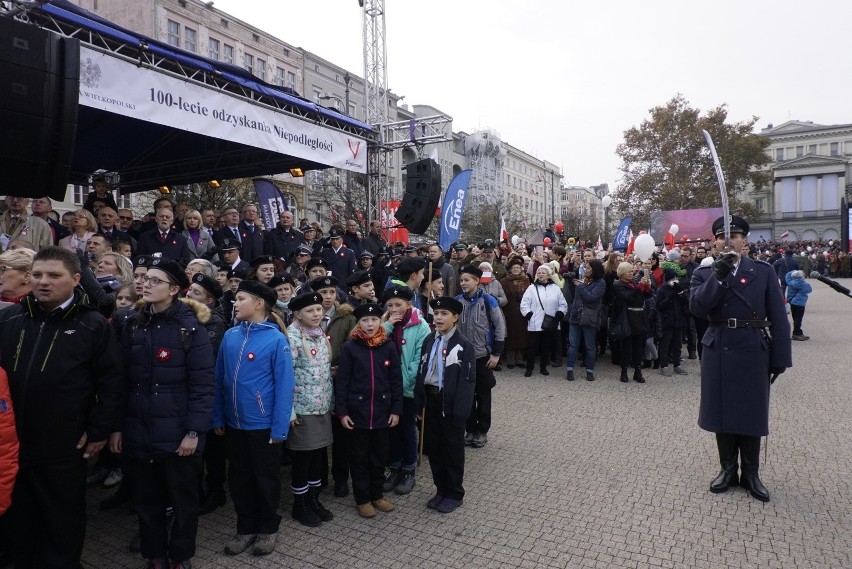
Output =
[
  {"x1": 438, "y1": 169, "x2": 473, "y2": 251},
  {"x1": 252, "y1": 178, "x2": 287, "y2": 230}
]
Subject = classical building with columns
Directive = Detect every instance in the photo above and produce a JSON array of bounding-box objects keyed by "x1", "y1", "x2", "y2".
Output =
[{"x1": 748, "y1": 120, "x2": 851, "y2": 242}]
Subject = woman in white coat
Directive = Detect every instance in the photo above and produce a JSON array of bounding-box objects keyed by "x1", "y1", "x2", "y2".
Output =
[
  {"x1": 182, "y1": 209, "x2": 216, "y2": 260},
  {"x1": 520, "y1": 264, "x2": 568, "y2": 377}
]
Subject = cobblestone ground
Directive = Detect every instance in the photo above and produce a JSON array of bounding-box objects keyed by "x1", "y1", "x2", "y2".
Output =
[{"x1": 82, "y1": 279, "x2": 852, "y2": 568}]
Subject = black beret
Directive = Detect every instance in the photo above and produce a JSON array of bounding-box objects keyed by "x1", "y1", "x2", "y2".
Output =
[
  {"x1": 227, "y1": 267, "x2": 248, "y2": 280},
  {"x1": 268, "y1": 273, "x2": 295, "y2": 289},
  {"x1": 148, "y1": 257, "x2": 189, "y2": 289},
  {"x1": 712, "y1": 215, "x2": 750, "y2": 237},
  {"x1": 133, "y1": 255, "x2": 151, "y2": 269},
  {"x1": 250, "y1": 255, "x2": 275, "y2": 268},
  {"x1": 426, "y1": 269, "x2": 443, "y2": 282},
  {"x1": 459, "y1": 264, "x2": 483, "y2": 279},
  {"x1": 237, "y1": 280, "x2": 277, "y2": 309},
  {"x1": 354, "y1": 303, "x2": 382, "y2": 320},
  {"x1": 309, "y1": 276, "x2": 338, "y2": 291},
  {"x1": 382, "y1": 285, "x2": 413, "y2": 303},
  {"x1": 397, "y1": 257, "x2": 426, "y2": 278},
  {"x1": 289, "y1": 291, "x2": 323, "y2": 312},
  {"x1": 305, "y1": 257, "x2": 328, "y2": 271},
  {"x1": 328, "y1": 227, "x2": 343, "y2": 238},
  {"x1": 192, "y1": 273, "x2": 223, "y2": 299},
  {"x1": 218, "y1": 237, "x2": 239, "y2": 251},
  {"x1": 430, "y1": 296, "x2": 464, "y2": 315},
  {"x1": 346, "y1": 270, "x2": 373, "y2": 287}
]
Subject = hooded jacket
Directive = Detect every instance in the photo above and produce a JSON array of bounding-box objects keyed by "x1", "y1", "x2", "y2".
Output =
[
  {"x1": 382, "y1": 307, "x2": 432, "y2": 398},
  {"x1": 121, "y1": 298, "x2": 215, "y2": 460},
  {"x1": 335, "y1": 332, "x2": 403, "y2": 429},
  {"x1": 456, "y1": 288, "x2": 507, "y2": 358},
  {"x1": 212, "y1": 319, "x2": 295, "y2": 441}
]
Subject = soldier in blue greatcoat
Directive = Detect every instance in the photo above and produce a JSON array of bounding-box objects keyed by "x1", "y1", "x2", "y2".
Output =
[{"x1": 689, "y1": 215, "x2": 792, "y2": 502}]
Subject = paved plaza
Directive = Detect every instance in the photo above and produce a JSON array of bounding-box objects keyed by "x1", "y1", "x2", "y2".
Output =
[{"x1": 82, "y1": 280, "x2": 852, "y2": 568}]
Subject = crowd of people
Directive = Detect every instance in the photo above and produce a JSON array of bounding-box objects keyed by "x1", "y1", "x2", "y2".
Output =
[{"x1": 0, "y1": 186, "x2": 822, "y2": 568}]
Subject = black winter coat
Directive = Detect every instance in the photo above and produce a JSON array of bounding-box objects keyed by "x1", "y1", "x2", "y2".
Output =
[
  {"x1": 121, "y1": 298, "x2": 215, "y2": 460},
  {"x1": 264, "y1": 225, "x2": 305, "y2": 263},
  {"x1": 655, "y1": 282, "x2": 688, "y2": 328},
  {"x1": 612, "y1": 279, "x2": 652, "y2": 336},
  {"x1": 0, "y1": 291, "x2": 124, "y2": 464},
  {"x1": 335, "y1": 335, "x2": 402, "y2": 429},
  {"x1": 413, "y1": 330, "x2": 475, "y2": 427}
]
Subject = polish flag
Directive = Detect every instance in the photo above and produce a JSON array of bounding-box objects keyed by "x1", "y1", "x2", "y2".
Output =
[
  {"x1": 625, "y1": 230, "x2": 635, "y2": 257},
  {"x1": 780, "y1": 231, "x2": 790, "y2": 240},
  {"x1": 595, "y1": 235, "x2": 603, "y2": 252},
  {"x1": 500, "y1": 214, "x2": 508, "y2": 241}
]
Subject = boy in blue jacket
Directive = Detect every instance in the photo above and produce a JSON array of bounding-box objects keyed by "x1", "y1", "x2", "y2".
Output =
[{"x1": 785, "y1": 270, "x2": 812, "y2": 341}]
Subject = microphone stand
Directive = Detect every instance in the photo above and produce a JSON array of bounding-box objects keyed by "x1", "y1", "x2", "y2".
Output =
[{"x1": 809, "y1": 272, "x2": 852, "y2": 299}]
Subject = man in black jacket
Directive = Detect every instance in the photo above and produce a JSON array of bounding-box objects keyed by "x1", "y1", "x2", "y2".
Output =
[
  {"x1": 136, "y1": 208, "x2": 192, "y2": 263},
  {"x1": 264, "y1": 210, "x2": 304, "y2": 264},
  {"x1": 0, "y1": 246, "x2": 124, "y2": 568}
]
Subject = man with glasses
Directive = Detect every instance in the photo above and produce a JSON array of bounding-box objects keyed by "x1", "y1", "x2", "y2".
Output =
[
  {"x1": 264, "y1": 210, "x2": 304, "y2": 264},
  {"x1": 30, "y1": 197, "x2": 69, "y2": 245},
  {"x1": 136, "y1": 208, "x2": 192, "y2": 263},
  {"x1": 0, "y1": 197, "x2": 53, "y2": 252}
]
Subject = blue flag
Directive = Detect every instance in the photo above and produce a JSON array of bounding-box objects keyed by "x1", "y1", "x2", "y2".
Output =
[
  {"x1": 439, "y1": 169, "x2": 473, "y2": 251},
  {"x1": 253, "y1": 178, "x2": 287, "y2": 230},
  {"x1": 613, "y1": 216, "x2": 633, "y2": 252}
]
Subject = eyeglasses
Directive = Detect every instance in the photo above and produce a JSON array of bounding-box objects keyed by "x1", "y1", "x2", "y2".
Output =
[{"x1": 141, "y1": 275, "x2": 173, "y2": 287}]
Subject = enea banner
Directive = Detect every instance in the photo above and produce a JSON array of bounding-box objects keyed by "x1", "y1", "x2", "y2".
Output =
[
  {"x1": 77, "y1": 46, "x2": 367, "y2": 173},
  {"x1": 438, "y1": 169, "x2": 473, "y2": 251}
]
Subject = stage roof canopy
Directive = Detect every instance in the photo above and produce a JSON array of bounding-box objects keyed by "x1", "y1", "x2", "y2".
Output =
[{"x1": 27, "y1": 0, "x2": 374, "y2": 193}]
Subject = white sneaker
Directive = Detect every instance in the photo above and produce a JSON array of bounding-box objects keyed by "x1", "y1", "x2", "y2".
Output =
[{"x1": 103, "y1": 468, "x2": 123, "y2": 488}]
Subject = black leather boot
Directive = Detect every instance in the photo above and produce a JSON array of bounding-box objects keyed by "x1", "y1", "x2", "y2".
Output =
[
  {"x1": 632, "y1": 367, "x2": 645, "y2": 383},
  {"x1": 307, "y1": 486, "x2": 334, "y2": 521},
  {"x1": 739, "y1": 436, "x2": 770, "y2": 502},
  {"x1": 199, "y1": 485, "x2": 227, "y2": 515},
  {"x1": 619, "y1": 368, "x2": 629, "y2": 382},
  {"x1": 709, "y1": 433, "x2": 739, "y2": 493},
  {"x1": 291, "y1": 493, "x2": 322, "y2": 527}
]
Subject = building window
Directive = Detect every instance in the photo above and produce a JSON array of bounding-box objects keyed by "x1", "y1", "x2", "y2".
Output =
[
  {"x1": 275, "y1": 66, "x2": 285, "y2": 87},
  {"x1": 796, "y1": 145, "x2": 804, "y2": 158},
  {"x1": 313, "y1": 88, "x2": 321, "y2": 102},
  {"x1": 575, "y1": 191, "x2": 581, "y2": 200},
  {"x1": 755, "y1": 198, "x2": 764, "y2": 211},
  {"x1": 184, "y1": 27, "x2": 197, "y2": 52},
  {"x1": 223, "y1": 44, "x2": 234, "y2": 64},
  {"x1": 287, "y1": 71, "x2": 296, "y2": 90},
  {"x1": 73, "y1": 185, "x2": 86, "y2": 205},
  {"x1": 244, "y1": 53, "x2": 254, "y2": 75},
  {"x1": 830, "y1": 142, "x2": 839, "y2": 156},
  {"x1": 348, "y1": 102, "x2": 356, "y2": 118},
  {"x1": 561, "y1": 191, "x2": 568, "y2": 201},
  {"x1": 808, "y1": 144, "x2": 817, "y2": 155},
  {"x1": 776, "y1": 148, "x2": 784, "y2": 161},
  {"x1": 208, "y1": 38, "x2": 220, "y2": 60},
  {"x1": 166, "y1": 20, "x2": 180, "y2": 47},
  {"x1": 256, "y1": 58, "x2": 265, "y2": 81}
]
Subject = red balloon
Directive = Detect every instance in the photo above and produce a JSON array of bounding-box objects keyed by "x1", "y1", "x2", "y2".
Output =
[
  {"x1": 554, "y1": 221, "x2": 564, "y2": 233},
  {"x1": 543, "y1": 237, "x2": 552, "y2": 247}
]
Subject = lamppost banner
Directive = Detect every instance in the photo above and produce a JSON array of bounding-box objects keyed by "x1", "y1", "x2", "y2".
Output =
[{"x1": 439, "y1": 170, "x2": 473, "y2": 251}]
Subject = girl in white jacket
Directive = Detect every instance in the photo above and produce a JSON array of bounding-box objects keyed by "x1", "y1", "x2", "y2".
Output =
[{"x1": 520, "y1": 264, "x2": 568, "y2": 377}]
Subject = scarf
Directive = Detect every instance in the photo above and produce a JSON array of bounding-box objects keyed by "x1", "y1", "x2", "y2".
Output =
[
  {"x1": 294, "y1": 319, "x2": 325, "y2": 340},
  {"x1": 349, "y1": 323, "x2": 388, "y2": 347},
  {"x1": 503, "y1": 271, "x2": 529, "y2": 296},
  {"x1": 391, "y1": 308, "x2": 412, "y2": 353},
  {"x1": 0, "y1": 292, "x2": 28, "y2": 304},
  {"x1": 187, "y1": 227, "x2": 201, "y2": 247}
]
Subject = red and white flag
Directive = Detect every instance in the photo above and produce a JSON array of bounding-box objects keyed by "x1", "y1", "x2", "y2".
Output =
[
  {"x1": 500, "y1": 214, "x2": 508, "y2": 242},
  {"x1": 595, "y1": 235, "x2": 603, "y2": 252},
  {"x1": 780, "y1": 231, "x2": 790, "y2": 239},
  {"x1": 625, "y1": 229, "x2": 635, "y2": 257}
]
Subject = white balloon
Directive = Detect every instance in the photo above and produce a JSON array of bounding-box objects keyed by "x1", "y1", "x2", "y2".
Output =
[
  {"x1": 634, "y1": 234, "x2": 656, "y2": 261},
  {"x1": 810, "y1": 254, "x2": 817, "y2": 259},
  {"x1": 511, "y1": 235, "x2": 520, "y2": 246},
  {"x1": 807, "y1": 246, "x2": 813, "y2": 252},
  {"x1": 829, "y1": 240, "x2": 834, "y2": 246},
  {"x1": 601, "y1": 195, "x2": 612, "y2": 208},
  {"x1": 669, "y1": 224, "x2": 679, "y2": 235},
  {"x1": 800, "y1": 252, "x2": 806, "y2": 257}
]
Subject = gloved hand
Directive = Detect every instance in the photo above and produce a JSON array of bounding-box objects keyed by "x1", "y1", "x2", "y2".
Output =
[
  {"x1": 769, "y1": 367, "x2": 786, "y2": 384},
  {"x1": 713, "y1": 253, "x2": 737, "y2": 280},
  {"x1": 524, "y1": 312, "x2": 533, "y2": 321},
  {"x1": 555, "y1": 311, "x2": 565, "y2": 321}
]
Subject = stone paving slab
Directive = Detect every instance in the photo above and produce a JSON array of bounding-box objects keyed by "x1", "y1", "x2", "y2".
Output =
[{"x1": 82, "y1": 279, "x2": 852, "y2": 568}]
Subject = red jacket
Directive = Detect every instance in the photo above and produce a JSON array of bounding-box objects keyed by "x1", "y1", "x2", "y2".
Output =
[{"x1": 0, "y1": 367, "x2": 18, "y2": 515}]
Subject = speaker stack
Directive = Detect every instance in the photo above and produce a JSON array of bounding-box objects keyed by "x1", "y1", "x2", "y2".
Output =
[
  {"x1": 0, "y1": 17, "x2": 80, "y2": 200},
  {"x1": 395, "y1": 158, "x2": 441, "y2": 234}
]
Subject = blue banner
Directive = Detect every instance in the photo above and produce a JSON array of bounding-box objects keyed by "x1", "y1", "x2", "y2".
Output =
[
  {"x1": 439, "y1": 169, "x2": 473, "y2": 251},
  {"x1": 613, "y1": 216, "x2": 633, "y2": 251},
  {"x1": 253, "y1": 178, "x2": 287, "y2": 230}
]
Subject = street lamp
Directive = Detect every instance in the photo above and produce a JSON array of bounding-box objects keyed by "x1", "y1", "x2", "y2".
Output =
[{"x1": 601, "y1": 195, "x2": 612, "y2": 247}]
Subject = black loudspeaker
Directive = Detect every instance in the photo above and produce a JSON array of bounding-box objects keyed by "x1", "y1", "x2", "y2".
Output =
[
  {"x1": 0, "y1": 17, "x2": 80, "y2": 200},
  {"x1": 395, "y1": 158, "x2": 441, "y2": 234}
]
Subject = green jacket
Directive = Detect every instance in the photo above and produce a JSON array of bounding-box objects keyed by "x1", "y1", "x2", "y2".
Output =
[
  {"x1": 326, "y1": 302, "x2": 356, "y2": 367},
  {"x1": 382, "y1": 307, "x2": 431, "y2": 398}
]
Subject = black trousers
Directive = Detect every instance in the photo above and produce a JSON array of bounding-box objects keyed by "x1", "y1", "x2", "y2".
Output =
[
  {"x1": 790, "y1": 304, "x2": 805, "y2": 335},
  {"x1": 525, "y1": 330, "x2": 554, "y2": 372},
  {"x1": 466, "y1": 357, "x2": 494, "y2": 435},
  {"x1": 424, "y1": 390, "x2": 466, "y2": 500},
  {"x1": 330, "y1": 414, "x2": 350, "y2": 484},
  {"x1": 226, "y1": 428, "x2": 282, "y2": 535},
  {"x1": 347, "y1": 428, "x2": 389, "y2": 505},
  {"x1": 131, "y1": 454, "x2": 202, "y2": 562},
  {"x1": 658, "y1": 326, "x2": 684, "y2": 369},
  {"x1": 684, "y1": 315, "x2": 697, "y2": 354},
  {"x1": 11, "y1": 455, "x2": 87, "y2": 569},
  {"x1": 291, "y1": 448, "x2": 324, "y2": 492},
  {"x1": 203, "y1": 428, "x2": 227, "y2": 491},
  {"x1": 618, "y1": 334, "x2": 645, "y2": 370}
]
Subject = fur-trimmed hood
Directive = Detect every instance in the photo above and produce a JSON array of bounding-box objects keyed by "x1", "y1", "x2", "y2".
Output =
[{"x1": 131, "y1": 296, "x2": 211, "y2": 325}]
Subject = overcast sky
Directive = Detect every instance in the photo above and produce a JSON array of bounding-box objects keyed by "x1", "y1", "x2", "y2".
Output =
[{"x1": 216, "y1": 0, "x2": 851, "y2": 190}]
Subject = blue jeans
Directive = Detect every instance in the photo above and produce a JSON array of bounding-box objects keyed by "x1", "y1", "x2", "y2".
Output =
[
  {"x1": 566, "y1": 323, "x2": 598, "y2": 371},
  {"x1": 388, "y1": 396, "x2": 417, "y2": 470}
]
